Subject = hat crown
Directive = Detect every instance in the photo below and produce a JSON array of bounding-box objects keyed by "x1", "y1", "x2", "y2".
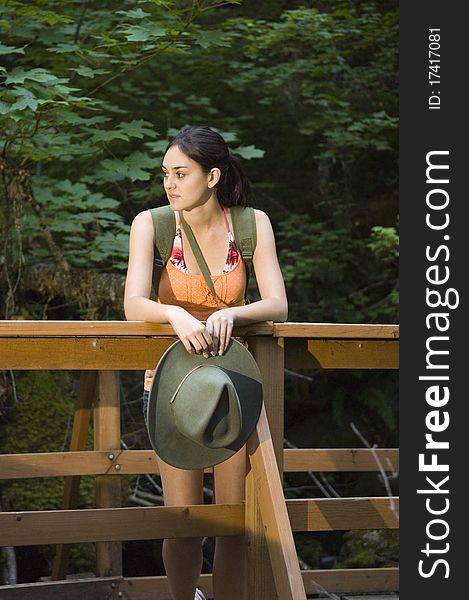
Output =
[{"x1": 171, "y1": 366, "x2": 242, "y2": 449}]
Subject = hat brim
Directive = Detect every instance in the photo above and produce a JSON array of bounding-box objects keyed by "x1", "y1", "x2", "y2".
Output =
[{"x1": 147, "y1": 339, "x2": 263, "y2": 470}]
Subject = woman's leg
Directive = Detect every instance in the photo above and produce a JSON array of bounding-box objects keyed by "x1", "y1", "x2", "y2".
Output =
[
  {"x1": 157, "y1": 454, "x2": 204, "y2": 600},
  {"x1": 212, "y1": 445, "x2": 247, "y2": 600}
]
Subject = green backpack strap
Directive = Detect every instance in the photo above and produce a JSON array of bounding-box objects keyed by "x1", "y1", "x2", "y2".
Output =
[
  {"x1": 230, "y1": 206, "x2": 257, "y2": 302},
  {"x1": 149, "y1": 206, "x2": 175, "y2": 298}
]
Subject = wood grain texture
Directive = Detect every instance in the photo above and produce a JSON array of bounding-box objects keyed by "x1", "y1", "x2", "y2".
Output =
[
  {"x1": 52, "y1": 371, "x2": 96, "y2": 580},
  {"x1": 287, "y1": 497, "x2": 399, "y2": 531},
  {"x1": 0, "y1": 504, "x2": 245, "y2": 546},
  {"x1": 285, "y1": 339, "x2": 399, "y2": 369},
  {"x1": 284, "y1": 448, "x2": 399, "y2": 473},
  {"x1": 0, "y1": 320, "x2": 273, "y2": 337},
  {"x1": 247, "y1": 405, "x2": 307, "y2": 600},
  {"x1": 0, "y1": 338, "x2": 175, "y2": 369},
  {"x1": 94, "y1": 371, "x2": 122, "y2": 577},
  {"x1": 249, "y1": 336, "x2": 284, "y2": 473},
  {"x1": 0, "y1": 568, "x2": 399, "y2": 599},
  {"x1": 274, "y1": 322, "x2": 399, "y2": 339}
]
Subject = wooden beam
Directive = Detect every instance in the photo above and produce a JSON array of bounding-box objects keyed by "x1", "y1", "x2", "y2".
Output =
[
  {"x1": 0, "y1": 504, "x2": 245, "y2": 546},
  {"x1": 0, "y1": 569, "x2": 399, "y2": 599},
  {"x1": 287, "y1": 497, "x2": 399, "y2": 531},
  {"x1": 0, "y1": 320, "x2": 273, "y2": 337},
  {"x1": 0, "y1": 448, "x2": 399, "y2": 479},
  {"x1": 302, "y1": 567, "x2": 398, "y2": 594},
  {"x1": 52, "y1": 371, "x2": 96, "y2": 580},
  {"x1": 94, "y1": 371, "x2": 122, "y2": 577},
  {"x1": 246, "y1": 405, "x2": 307, "y2": 600},
  {"x1": 0, "y1": 338, "x2": 175, "y2": 369},
  {"x1": 284, "y1": 448, "x2": 399, "y2": 473},
  {"x1": 249, "y1": 336, "x2": 285, "y2": 473},
  {"x1": 285, "y1": 339, "x2": 399, "y2": 369},
  {"x1": 274, "y1": 323, "x2": 399, "y2": 339}
]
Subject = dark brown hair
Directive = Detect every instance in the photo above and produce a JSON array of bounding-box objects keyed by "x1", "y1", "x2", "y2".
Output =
[{"x1": 166, "y1": 125, "x2": 251, "y2": 207}]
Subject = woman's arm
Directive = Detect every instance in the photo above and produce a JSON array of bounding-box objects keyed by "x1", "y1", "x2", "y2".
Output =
[
  {"x1": 124, "y1": 211, "x2": 213, "y2": 355},
  {"x1": 206, "y1": 209, "x2": 288, "y2": 353}
]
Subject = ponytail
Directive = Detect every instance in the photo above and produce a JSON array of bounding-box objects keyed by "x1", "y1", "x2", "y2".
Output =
[{"x1": 218, "y1": 152, "x2": 251, "y2": 208}]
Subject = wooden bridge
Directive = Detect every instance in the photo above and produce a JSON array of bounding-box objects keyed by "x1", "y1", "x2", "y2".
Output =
[{"x1": 0, "y1": 320, "x2": 399, "y2": 599}]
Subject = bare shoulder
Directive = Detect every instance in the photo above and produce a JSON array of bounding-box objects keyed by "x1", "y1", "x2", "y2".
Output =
[
  {"x1": 131, "y1": 209, "x2": 153, "y2": 234},
  {"x1": 253, "y1": 208, "x2": 273, "y2": 232},
  {"x1": 132, "y1": 209, "x2": 152, "y2": 227}
]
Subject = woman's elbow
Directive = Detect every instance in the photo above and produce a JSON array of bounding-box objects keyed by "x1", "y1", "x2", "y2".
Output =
[{"x1": 274, "y1": 297, "x2": 288, "y2": 322}]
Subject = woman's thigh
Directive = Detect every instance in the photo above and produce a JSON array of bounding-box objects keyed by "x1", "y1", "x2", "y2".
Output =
[
  {"x1": 156, "y1": 453, "x2": 204, "y2": 506},
  {"x1": 213, "y1": 445, "x2": 246, "y2": 504}
]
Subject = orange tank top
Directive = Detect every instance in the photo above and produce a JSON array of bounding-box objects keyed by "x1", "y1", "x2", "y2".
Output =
[{"x1": 144, "y1": 206, "x2": 246, "y2": 391}]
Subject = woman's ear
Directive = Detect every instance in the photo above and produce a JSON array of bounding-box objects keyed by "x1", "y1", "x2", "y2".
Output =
[{"x1": 207, "y1": 167, "x2": 221, "y2": 188}]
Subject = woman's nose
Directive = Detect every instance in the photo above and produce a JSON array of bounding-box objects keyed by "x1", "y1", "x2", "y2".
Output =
[{"x1": 164, "y1": 175, "x2": 176, "y2": 189}]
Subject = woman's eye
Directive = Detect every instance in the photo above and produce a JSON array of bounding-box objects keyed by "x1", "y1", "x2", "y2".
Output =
[{"x1": 177, "y1": 172, "x2": 184, "y2": 178}]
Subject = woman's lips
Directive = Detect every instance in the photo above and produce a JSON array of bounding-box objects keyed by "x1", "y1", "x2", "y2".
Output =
[{"x1": 168, "y1": 194, "x2": 180, "y2": 199}]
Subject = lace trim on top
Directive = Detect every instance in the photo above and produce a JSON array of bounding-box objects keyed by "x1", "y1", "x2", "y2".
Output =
[{"x1": 169, "y1": 205, "x2": 239, "y2": 274}]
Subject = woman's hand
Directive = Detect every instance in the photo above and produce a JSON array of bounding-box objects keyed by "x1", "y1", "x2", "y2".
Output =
[
  {"x1": 205, "y1": 308, "x2": 235, "y2": 356},
  {"x1": 167, "y1": 306, "x2": 213, "y2": 357}
]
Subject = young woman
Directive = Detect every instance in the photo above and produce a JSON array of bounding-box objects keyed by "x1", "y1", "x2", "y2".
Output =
[{"x1": 124, "y1": 125, "x2": 287, "y2": 600}]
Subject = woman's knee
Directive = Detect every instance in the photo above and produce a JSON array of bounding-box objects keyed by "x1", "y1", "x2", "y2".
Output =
[{"x1": 164, "y1": 537, "x2": 203, "y2": 553}]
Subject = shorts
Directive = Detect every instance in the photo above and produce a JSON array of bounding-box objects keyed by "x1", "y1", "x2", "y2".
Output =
[{"x1": 142, "y1": 388, "x2": 150, "y2": 427}]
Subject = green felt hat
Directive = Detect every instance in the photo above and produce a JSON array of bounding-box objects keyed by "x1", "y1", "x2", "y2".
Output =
[{"x1": 147, "y1": 339, "x2": 263, "y2": 470}]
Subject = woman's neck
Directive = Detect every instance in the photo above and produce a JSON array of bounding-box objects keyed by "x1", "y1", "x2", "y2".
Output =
[{"x1": 181, "y1": 196, "x2": 224, "y2": 234}]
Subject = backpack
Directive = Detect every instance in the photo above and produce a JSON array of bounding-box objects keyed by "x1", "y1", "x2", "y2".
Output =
[{"x1": 149, "y1": 205, "x2": 257, "y2": 303}]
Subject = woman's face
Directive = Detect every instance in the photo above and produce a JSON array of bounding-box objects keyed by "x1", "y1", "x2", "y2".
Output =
[{"x1": 162, "y1": 145, "x2": 218, "y2": 211}]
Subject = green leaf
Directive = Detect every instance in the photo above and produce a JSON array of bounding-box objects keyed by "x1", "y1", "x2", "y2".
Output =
[
  {"x1": 232, "y1": 145, "x2": 265, "y2": 159},
  {"x1": 68, "y1": 66, "x2": 110, "y2": 78},
  {"x1": 47, "y1": 43, "x2": 80, "y2": 54},
  {"x1": 194, "y1": 29, "x2": 231, "y2": 49},
  {"x1": 89, "y1": 130, "x2": 130, "y2": 143},
  {"x1": 122, "y1": 23, "x2": 166, "y2": 42},
  {"x1": 0, "y1": 43, "x2": 26, "y2": 55},
  {"x1": 10, "y1": 91, "x2": 38, "y2": 112},
  {"x1": 4, "y1": 68, "x2": 64, "y2": 86},
  {"x1": 116, "y1": 8, "x2": 151, "y2": 19},
  {"x1": 117, "y1": 119, "x2": 158, "y2": 139}
]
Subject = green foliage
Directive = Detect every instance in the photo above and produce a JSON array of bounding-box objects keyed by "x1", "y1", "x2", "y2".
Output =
[{"x1": 0, "y1": 0, "x2": 263, "y2": 281}]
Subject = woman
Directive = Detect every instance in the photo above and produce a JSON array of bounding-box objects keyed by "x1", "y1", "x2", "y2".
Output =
[{"x1": 124, "y1": 125, "x2": 287, "y2": 600}]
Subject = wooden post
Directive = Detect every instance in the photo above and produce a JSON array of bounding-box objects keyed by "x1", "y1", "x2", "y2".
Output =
[
  {"x1": 52, "y1": 371, "x2": 97, "y2": 580},
  {"x1": 94, "y1": 371, "x2": 122, "y2": 577},
  {"x1": 245, "y1": 336, "x2": 285, "y2": 599},
  {"x1": 249, "y1": 336, "x2": 284, "y2": 473}
]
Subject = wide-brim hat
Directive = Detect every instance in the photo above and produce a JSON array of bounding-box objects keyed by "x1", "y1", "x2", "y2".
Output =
[{"x1": 147, "y1": 339, "x2": 263, "y2": 470}]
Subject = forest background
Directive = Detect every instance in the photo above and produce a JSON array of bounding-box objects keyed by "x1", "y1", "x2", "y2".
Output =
[{"x1": 0, "y1": 0, "x2": 398, "y2": 585}]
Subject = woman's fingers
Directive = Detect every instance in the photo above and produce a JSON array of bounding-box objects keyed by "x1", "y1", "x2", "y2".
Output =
[
  {"x1": 209, "y1": 320, "x2": 220, "y2": 356},
  {"x1": 217, "y1": 315, "x2": 234, "y2": 355}
]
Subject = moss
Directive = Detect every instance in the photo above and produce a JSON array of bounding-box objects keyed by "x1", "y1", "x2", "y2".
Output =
[{"x1": 338, "y1": 529, "x2": 399, "y2": 568}]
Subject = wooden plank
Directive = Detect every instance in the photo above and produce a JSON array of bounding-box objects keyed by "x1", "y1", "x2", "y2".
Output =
[
  {"x1": 0, "y1": 338, "x2": 175, "y2": 369},
  {"x1": 302, "y1": 567, "x2": 398, "y2": 594},
  {"x1": 284, "y1": 449, "x2": 399, "y2": 473},
  {"x1": 274, "y1": 323, "x2": 399, "y2": 339},
  {"x1": 249, "y1": 336, "x2": 284, "y2": 473},
  {"x1": 343, "y1": 595, "x2": 399, "y2": 600},
  {"x1": 247, "y1": 404, "x2": 307, "y2": 600},
  {"x1": 94, "y1": 371, "x2": 122, "y2": 577},
  {"x1": 52, "y1": 371, "x2": 96, "y2": 580},
  {"x1": 285, "y1": 339, "x2": 399, "y2": 369},
  {"x1": 0, "y1": 569, "x2": 399, "y2": 599},
  {"x1": 287, "y1": 497, "x2": 399, "y2": 531},
  {"x1": 0, "y1": 503, "x2": 245, "y2": 546},
  {"x1": 0, "y1": 448, "x2": 399, "y2": 479},
  {"x1": 0, "y1": 320, "x2": 273, "y2": 337},
  {"x1": 0, "y1": 577, "x2": 121, "y2": 600}
]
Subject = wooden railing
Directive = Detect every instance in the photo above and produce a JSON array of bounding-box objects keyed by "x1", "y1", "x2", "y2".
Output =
[{"x1": 0, "y1": 321, "x2": 399, "y2": 599}]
